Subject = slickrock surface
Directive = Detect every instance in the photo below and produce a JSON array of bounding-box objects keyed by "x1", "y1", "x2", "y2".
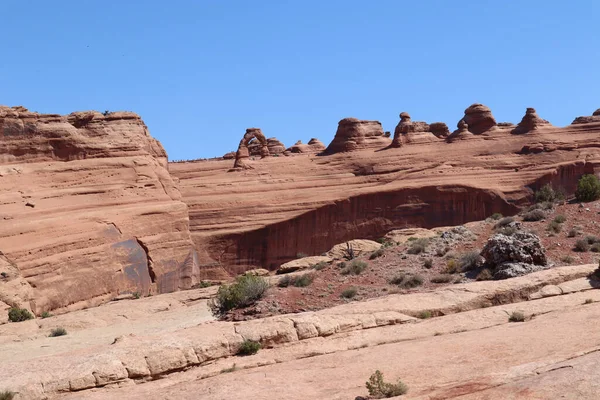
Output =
[
  {"x1": 171, "y1": 107, "x2": 600, "y2": 275},
  {"x1": 0, "y1": 106, "x2": 198, "y2": 315}
]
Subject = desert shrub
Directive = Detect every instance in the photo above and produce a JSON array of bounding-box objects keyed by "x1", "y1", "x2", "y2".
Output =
[
  {"x1": 475, "y1": 268, "x2": 494, "y2": 281},
  {"x1": 522, "y1": 209, "x2": 546, "y2": 222},
  {"x1": 591, "y1": 243, "x2": 600, "y2": 253},
  {"x1": 574, "y1": 239, "x2": 590, "y2": 252},
  {"x1": 445, "y1": 259, "x2": 459, "y2": 274},
  {"x1": 458, "y1": 251, "x2": 481, "y2": 272},
  {"x1": 388, "y1": 272, "x2": 406, "y2": 285},
  {"x1": 430, "y1": 274, "x2": 453, "y2": 283},
  {"x1": 494, "y1": 217, "x2": 514, "y2": 229},
  {"x1": 534, "y1": 184, "x2": 559, "y2": 203},
  {"x1": 422, "y1": 258, "x2": 433, "y2": 269},
  {"x1": 214, "y1": 275, "x2": 269, "y2": 313},
  {"x1": 586, "y1": 235, "x2": 600, "y2": 244},
  {"x1": 576, "y1": 174, "x2": 600, "y2": 202},
  {"x1": 41, "y1": 311, "x2": 52, "y2": 319},
  {"x1": 369, "y1": 248, "x2": 385, "y2": 260},
  {"x1": 8, "y1": 307, "x2": 34, "y2": 322},
  {"x1": 278, "y1": 275, "x2": 292, "y2": 288},
  {"x1": 341, "y1": 260, "x2": 367, "y2": 275},
  {"x1": 292, "y1": 273, "x2": 315, "y2": 287},
  {"x1": 49, "y1": 327, "x2": 67, "y2": 337},
  {"x1": 365, "y1": 370, "x2": 408, "y2": 398},
  {"x1": 341, "y1": 287, "x2": 358, "y2": 299},
  {"x1": 553, "y1": 215, "x2": 567, "y2": 223},
  {"x1": 585, "y1": 298, "x2": 594, "y2": 304},
  {"x1": 312, "y1": 261, "x2": 328, "y2": 271},
  {"x1": 497, "y1": 226, "x2": 517, "y2": 236},
  {"x1": 547, "y1": 221, "x2": 562, "y2": 233},
  {"x1": 0, "y1": 391, "x2": 15, "y2": 400},
  {"x1": 417, "y1": 310, "x2": 432, "y2": 319},
  {"x1": 132, "y1": 292, "x2": 141, "y2": 299},
  {"x1": 508, "y1": 311, "x2": 525, "y2": 322},
  {"x1": 490, "y1": 213, "x2": 503, "y2": 220},
  {"x1": 561, "y1": 255, "x2": 575, "y2": 264},
  {"x1": 398, "y1": 275, "x2": 424, "y2": 289},
  {"x1": 0, "y1": 272, "x2": 7, "y2": 279},
  {"x1": 435, "y1": 246, "x2": 449, "y2": 257},
  {"x1": 237, "y1": 339, "x2": 261, "y2": 356},
  {"x1": 407, "y1": 238, "x2": 428, "y2": 255},
  {"x1": 221, "y1": 364, "x2": 237, "y2": 373},
  {"x1": 567, "y1": 229, "x2": 579, "y2": 238}
]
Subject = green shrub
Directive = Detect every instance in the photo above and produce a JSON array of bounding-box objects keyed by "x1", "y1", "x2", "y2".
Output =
[
  {"x1": 407, "y1": 238, "x2": 428, "y2": 255},
  {"x1": 495, "y1": 217, "x2": 514, "y2": 229},
  {"x1": 567, "y1": 228, "x2": 579, "y2": 238},
  {"x1": 341, "y1": 260, "x2": 367, "y2": 275},
  {"x1": 389, "y1": 272, "x2": 406, "y2": 285},
  {"x1": 312, "y1": 261, "x2": 328, "y2": 271},
  {"x1": 41, "y1": 311, "x2": 52, "y2": 319},
  {"x1": 497, "y1": 226, "x2": 518, "y2": 236},
  {"x1": 341, "y1": 287, "x2": 358, "y2": 299},
  {"x1": 574, "y1": 239, "x2": 590, "y2": 252},
  {"x1": 490, "y1": 213, "x2": 503, "y2": 220},
  {"x1": 476, "y1": 268, "x2": 494, "y2": 281},
  {"x1": 576, "y1": 175, "x2": 600, "y2": 202},
  {"x1": 445, "y1": 259, "x2": 459, "y2": 274},
  {"x1": 214, "y1": 275, "x2": 269, "y2": 314},
  {"x1": 132, "y1": 292, "x2": 141, "y2": 299},
  {"x1": 553, "y1": 215, "x2": 567, "y2": 223},
  {"x1": 547, "y1": 221, "x2": 562, "y2": 233},
  {"x1": 0, "y1": 391, "x2": 15, "y2": 400},
  {"x1": 365, "y1": 370, "x2": 408, "y2": 398},
  {"x1": 458, "y1": 251, "x2": 481, "y2": 272},
  {"x1": 586, "y1": 235, "x2": 600, "y2": 244},
  {"x1": 561, "y1": 255, "x2": 575, "y2": 264},
  {"x1": 369, "y1": 248, "x2": 385, "y2": 260},
  {"x1": 292, "y1": 273, "x2": 315, "y2": 287},
  {"x1": 49, "y1": 327, "x2": 67, "y2": 337},
  {"x1": 534, "y1": 184, "x2": 559, "y2": 203},
  {"x1": 508, "y1": 311, "x2": 525, "y2": 322},
  {"x1": 398, "y1": 275, "x2": 424, "y2": 289},
  {"x1": 591, "y1": 243, "x2": 600, "y2": 253},
  {"x1": 8, "y1": 307, "x2": 34, "y2": 322},
  {"x1": 430, "y1": 274, "x2": 453, "y2": 283},
  {"x1": 278, "y1": 275, "x2": 292, "y2": 288},
  {"x1": 423, "y1": 258, "x2": 433, "y2": 269},
  {"x1": 522, "y1": 209, "x2": 546, "y2": 222},
  {"x1": 237, "y1": 339, "x2": 261, "y2": 356},
  {"x1": 417, "y1": 310, "x2": 432, "y2": 319}
]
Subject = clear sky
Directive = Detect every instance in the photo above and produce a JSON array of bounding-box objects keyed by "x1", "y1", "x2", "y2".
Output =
[{"x1": 2, "y1": 1, "x2": 599, "y2": 160}]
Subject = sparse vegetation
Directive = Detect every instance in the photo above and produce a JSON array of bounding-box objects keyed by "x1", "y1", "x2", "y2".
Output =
[
  {"x1": 591, "y1": 243, "x2": 600, "y2": 253},
  {"x1": 365, "y1": 370, "x2": 408, "y2": 398},
  {"x1": 561, "y1": 255, "x2": 576, "y2": 264},
  {"x1": 444, "y1": 259, "x2": 459, "y2": 274},
  {"x1": 292, "y1": 273, "x2": 315, "y2": 287},
  {"x1": 41, "y1": 311, "x2": 52, "y2": 319},
  {"x1": 389, "y1": 272, "x2": 406, "y2": 285},
  {"x1": 574, "y1": 239, "x2": 590, "y2": 252},
  {"x1": 49, "y1": 327, "x2": 67, "y2": 337},
  {"x1": 585, "y1": 235, "x2": 600, "y2": 245},
  {"x1": 407, "y1": 238, "x2": 428, "y2": 255},
  {"x1": 341, "y1": 260, "x2": 367, "y2": 275},
  {"x1": 417, "y1": 310, "x2": 432, "y2": 319},
  {"x1": 430, "y1": 274, "x2": 453, "y2": 283},
  {"x1": 522, "y1": 209, "x2": 546, "y2": 222},
  {"x1": 584, "y1": 298, "x2": 594, "y2": 305},
  {"x1": 396, "y1": 274, "x2": 424, "y2": 289},
  {"x1": 495, "y1": 217, "x2": 515, "y2": 229},
  {"x1": 0, "y1": 391, "x2": 15, "y2": 400},
  {"x1": 475, "y1": 268, "x2": 494, "y2": 281},
  {"x1": 567, "y1": 228, "x2": 579, "y2": 238},
  {"x1": 132, "y1": 292, "x2": 141, "y2": 299},
  {"x1": 220, "y1": 364, "x2": 237, "y2": 373},
  {"x1": 553, "y1": 215, "x2": 567, "y2": 223},
  {"x1": 369, "y1": 248, "x2": 385, "y2": 260},
  {"x1": 423, "y1": 258, "x2": 433, "y2": 269},
  {"x1": 575, "y1": 174, "x2": 600, "y2": 202},
  {"x1": 8, "y1": 307, "x2": 34, "y2": 322},
  {"x1": 341, "y1": 287, "x2": 358, "y2": 299},
  {"x1": 508, "y1": 311, "x2": 526, "y2": 322},
  {"x1": 458, "y1": 251, "x2": 481, "y2": 272},
  {"x1": 547, "y1": 220, "x2": 562, "y2": 233},
  {"x1": 490, "y1": 213, "x2": 503, "y2": 220},
  {"x1": 237, "y1": 339, "x2": 261, "y2": 356},
  {"x1": 213, "y1": 274, "x2": 269, "y2": 314},
  {"x1": 312, "y1": 261, "x2": 328, "y2": 271},
  {"x1": 497, "y1": 226, "x2": 518, "y2": 236},
  {"x1": 534, "y1": 184, "x2": 562, "y2": 203},
  {"x1": 278, "y1": 275, "x2": 292, "y2": 288}
]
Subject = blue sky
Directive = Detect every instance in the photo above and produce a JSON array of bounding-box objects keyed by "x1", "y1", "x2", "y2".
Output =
[{"x1": 2, "y1": 1, "x2": 599, "y2": 160}]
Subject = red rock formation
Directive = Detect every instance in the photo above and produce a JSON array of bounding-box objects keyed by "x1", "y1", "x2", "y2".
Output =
[
  {"x1": 460, "y1": 103, "x2": 497, "y2": 134},
  {"x1": 572, "y1": 108, "x2": 600, "y2": 124},
  {"x1": 429, "y1": 122, "x2": 450, "y2": 138},
  {"x1": 446, "y1": 120, "x2": 474, "y2": 142},
  {"x1": 391, "y1": 112, "x2": 438, "y2": 147},
  {"x1": 267, "y1": 138, "x2": 286, "y2": 155},
  {"x1": 232, "y1": 128, "x2": 269, "y2": 169},
  {"x1": 0, "y1": 106, "x2": 200, "y2": 315},
  {"x1": 512, "y1": 107, "x2": 551, "y2": 134},
  {"x1": 287, "y1": 138, "x2": 326, "y2": 154},
  {"x1": 324, "y1": 118, "x2": 390, "y2": 154}
]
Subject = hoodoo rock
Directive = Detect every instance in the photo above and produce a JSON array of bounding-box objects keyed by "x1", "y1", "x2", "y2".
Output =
[
  {"x1": 512, "y1": 107, "x2": 551, "y2": 134},
  {"x1": 429, "y1": 122, "x2": 450, "y2": 138},
  {"x1": 0, "y1": 106, "x2": 201, "y2": 315},
  {"x1": 461, "y1": 103, "x2": 497, "y2": 134},
  {"x1": 572, "y1": 108, "x2": 600, "y2": 125},
  {"x1": 391, "y1": 112, "x2": 429, "y2": 147},
  {"x1": 267, "y1": 138, "x2": 286, "y2": 155},
  {"x1": 232, "y1": 128, "x2": 269, "y2": 169},
  {"x1": 287, "y1": 138, "x2": 326, "y2": 154},
  {"x1": 446, "y1": 120, "x2": 474, "y2": 142},
  {"x1": 323, "y1": 118, "x2": 390, "y2": 154}
]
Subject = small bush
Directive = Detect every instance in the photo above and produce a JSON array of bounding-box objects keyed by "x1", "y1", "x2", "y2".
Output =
[
  {"x1": 430, "y1": 274, "x2": 453, "y2": 283},
  {"x1": 220, "y1": 364, "x2": 237, "y2": 373},
  {"x1": 365, "y1": 370, "x2": 408, "y2": 398},
  {"x1": 312, "y1": 261, "x2": 328, "y2": 271},
  {"x1": 508, "y1": 311, "x2": 525, "y2": 322},
  {"x1": 8, "y1": 307, "x2": 34, "y2": 322},
  {"x1": 132, "y1": 292, "x2": 141, "y2": 299},
  {"x1": 417, "y1": 310, "x2": 432, "y2": 319},
  {"x1": 41, "y1": 311, "x2": 52, "y2": 319},
  {"x1": 278, "y1": 275, "x2": 292, "y2": 288},
  {"x1": 497, "y1": 226, "x2": 518, "y2": 236},
  {"x1": 293, "y1": 273, "x2": 315, "y2": 287},
  {"x1": 341, "y1": 260, "x2": 367, "y2": 275},
  {"x1": 398, "y1": 275, "x2": 424, "y2": 289},
  {"x1": 591, "y1": 243, "x2": 600, "y2": 253},
  {"x1": 0, "y1": 391, "x2": 15, "y2": 400},
  {"x1": 574, "y1": 239, "x2": 590, "y2": 252},
  {"x1": 237, "y1": 339, "x2": 261, "y2": 356},
  {"x1": 407, "y1": 238, "x2": 428, "y2": 255},
  {"x1": 369, "y1": 248, "x2": 385, "y2": 260},
  {"x1": 214, "y1": 275, "x2": 269, "y2": 314},
  {"x1": 561, "y1": 255, "x2": 575, "y2": 264},
  {"x1": 553, "y1": 215, "x2": 567, "y2": 223},
  {"x1": 584, "y1": 298, "x2": 594, "y2": 305},
  {"x1": 341, "y1": 287, "x2": 358, "y2": 299},
  {"x1": 49, "y1": 327, "x2": 67, "y2": 337},
  {"x1": 435, "y1": 246, "x2": 449, "y2": 257},
  {"x1": 547, "y1": 221, "x2": 562, "y2": 233},
  {"x1": 389, "y1": 272, "x2": 406, "y2": 285},
  {"x1": 423, "y1": 258, "x2": 433, "y2": 269},
  {"x1": 490, "y1": 213, "x2": 503, "y2": 220},
  {"x1": 458, "y1": 251, "x2": 481, "y2": 272},
  {"x1": 495, "y1": 217, "x2": 515, "y2": 229},
  {"x1": 534, "y1": 184, "x2": 559, "y2": 203},
  {"x1": 522, "y1": 209, "x2": 546, "y2": 222},
  {"x1": 567, "y1": 229, "x2": 579, "y2": 238},
  {"x1": 475, "y1": 268, "x2": 494, "y2": 281},
  {"x1": 576, "y1": 174, "x2": 600, "y2": 202},
  {"x1": 445, "y1": 259, "x2": 459, "y2": 274},
  {"x1": 586, "y1": 235, "x2": 600, "y2": 245}
]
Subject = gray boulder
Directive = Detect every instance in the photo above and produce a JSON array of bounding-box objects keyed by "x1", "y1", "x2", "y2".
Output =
[{"x1": 480, "y1": 232, "x2": 547, "y2": 279}]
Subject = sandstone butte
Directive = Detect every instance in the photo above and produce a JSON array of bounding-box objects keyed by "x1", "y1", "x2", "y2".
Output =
[{"x1": 2, "y1": 103, "x2": 600, "y2": 318}]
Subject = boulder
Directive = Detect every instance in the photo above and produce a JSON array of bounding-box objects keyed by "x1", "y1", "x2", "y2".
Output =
[
  {"x1": 326, "y1": 239, "x2": 381, "y2": 260},
  {"x1": 480, "y1": 232, "x2": 547, "y2": 279},
  {"x1": 512, "y1": 108, "x2": 551, "y2": 134},
  {"x1": 277, "y1": 256, "x2": 332, "y2": 274},
  {"x1": 461, "y1": 103, "x2": 497, "y2": 134},
  {"x1": 384, "y1": 228, "x2": 438, "y2": 245},
  {"x1": 324, "y1": 118, "x2": 390, "y2": 154}
]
